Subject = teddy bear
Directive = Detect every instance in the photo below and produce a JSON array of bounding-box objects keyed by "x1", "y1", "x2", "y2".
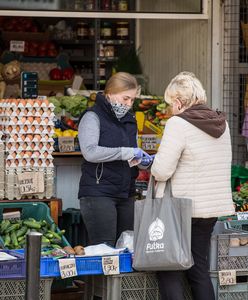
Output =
[{"x1": 0, "y1": 60, "x2": 21, "y2": 99}]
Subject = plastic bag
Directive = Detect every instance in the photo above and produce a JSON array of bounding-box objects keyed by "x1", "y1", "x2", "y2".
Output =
[{"x1": 116, "y1": 230, "x2": 134, "y2": 252}]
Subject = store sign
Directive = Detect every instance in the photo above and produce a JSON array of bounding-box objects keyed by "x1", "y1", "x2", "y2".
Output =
[
  {"x1": 59, "y1": 258, "x2": 77, "y2": 279},
  {"x1": 237, "y1": 212, "x2": 248, "y2": 220},
  {"x1": 17, "y1": 172, "x2": 44, "y2": 195},
  {"x1": 102, "y1": 256, "x2": 120, "y2": 275},
  {"x1": 10, "y1": 40, "x2": 25, "y2": 52},
  {"x1": 219, "y1": 270, "x2": 236, "y2": 286},
  {"x1": 58, "y1": 137, "x2": 75, "y2": 152}
]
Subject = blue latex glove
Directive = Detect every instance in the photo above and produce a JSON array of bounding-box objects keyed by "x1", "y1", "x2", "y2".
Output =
[
  {"x1": 140, "y1": 154, "x2": 155, "y2": 166},
  {"x1": 133, "y1": 148, "x2": 151, "y2": 160}
]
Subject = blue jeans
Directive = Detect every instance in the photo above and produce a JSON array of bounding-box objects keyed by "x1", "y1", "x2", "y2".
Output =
[
  {"x1": 80, "y1": 196, "x2": 134, "y2": 247},
  {"x1": 157, "y1": 217, "x2": 217, "y2": 300}
]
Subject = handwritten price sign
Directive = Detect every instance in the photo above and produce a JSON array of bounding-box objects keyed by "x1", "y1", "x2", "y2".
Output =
[
  {"x1": 18, "y1": 172, "x2": 44, "y2": 195},
  {"x1": 58, "y1": 137, "x2": 75, "y2": 152},
  {"x1": 59, "y1": 258, "x2": 77, "y2": 279},
  {"x1": 102, "y1": 256, "x2": 120, "y2": 275},
  {"x1": 219, "y1": 270, "x2": 236, "y2": 286}
]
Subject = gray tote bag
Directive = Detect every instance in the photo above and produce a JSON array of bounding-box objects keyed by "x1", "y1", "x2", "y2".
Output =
[{"x1": 133, "y1": 176, "x2": 193, "y2": 271}]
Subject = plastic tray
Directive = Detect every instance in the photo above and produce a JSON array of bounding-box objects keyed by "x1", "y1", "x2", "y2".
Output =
[{"x1": 0, "y1": 250, "x2": 25, "y2": 279}]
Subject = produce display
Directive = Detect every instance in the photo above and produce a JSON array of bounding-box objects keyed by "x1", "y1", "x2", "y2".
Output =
[
  {"x1": 48, "y1": 95, "x2": 88, "y2": 117},
  {"x1": 0, "y1": 218, "x2": 65, "y2": 250},
  {"x1": 133, "y1": 96, "x2": 172, "y2": 131},
  {"x1": 0, "y1": 98, "x2": 55, "y2": 200},
  {"x1": 233, "y1": 181, "x2": 248, "y2": 212}
]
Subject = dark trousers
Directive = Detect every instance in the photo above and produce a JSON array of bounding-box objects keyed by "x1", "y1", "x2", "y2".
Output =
[
  {"x1": 157, "y1": 217, "x2": 217, "y2": 300},
  {"x1": 80, "y1": 196, "x2": 134, "y2": 247}
]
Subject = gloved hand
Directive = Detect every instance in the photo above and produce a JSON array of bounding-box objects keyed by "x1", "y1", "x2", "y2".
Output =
[
  {"x1": 140, "y1": 154, "x2": 155, "y2": 166},
  {"x1": 133, "y1": 148, "x2": 150, "y2": 160}
]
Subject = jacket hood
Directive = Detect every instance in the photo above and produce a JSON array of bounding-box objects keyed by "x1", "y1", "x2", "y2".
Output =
[{"x1": 177, "y1": 104, "x2": 226, "y2": 138}]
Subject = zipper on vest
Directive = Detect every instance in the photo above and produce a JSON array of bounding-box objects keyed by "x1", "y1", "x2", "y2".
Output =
[{"x1": 96, "y1": 162, "x2": 104, "y2": 184}]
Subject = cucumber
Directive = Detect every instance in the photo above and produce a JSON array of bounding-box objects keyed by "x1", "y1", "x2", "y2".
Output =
[
  {"x1": 5, "y1": 223, "x2": 20, "y2": 234},
  {"x1": 16, "y1": 225, "x2": 28, "y2": 238},
  {"x1": 23, "y1": 220, "x2": 41, "y2": 229},
  {"x1": 10, "y1": 231, "x2": 18, "y2": 247}
]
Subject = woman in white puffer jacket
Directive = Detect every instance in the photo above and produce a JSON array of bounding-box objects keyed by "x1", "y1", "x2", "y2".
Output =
[{"x1": 151, "y1": 72, "x2": 235, "y2": 300}]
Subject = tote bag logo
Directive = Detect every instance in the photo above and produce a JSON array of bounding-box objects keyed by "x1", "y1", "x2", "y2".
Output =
[{"x1": 146, "y1": 218, "x2": 165, "y2": 253}]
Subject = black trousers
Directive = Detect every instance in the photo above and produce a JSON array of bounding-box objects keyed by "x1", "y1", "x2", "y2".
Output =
[
  {"x1": 80, "y1": 196, "x2": 134, "y2": 247},
  {"x1": 157, "y1": 217, "x2": 217, "y2": 300}
]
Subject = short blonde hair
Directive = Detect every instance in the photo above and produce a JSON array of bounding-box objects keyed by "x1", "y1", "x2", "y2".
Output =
[
  {"x1": 164, "y1": 71, "x2": 207, "y2": 109},
  {"x1": 104, "y1": 72, "x2": 138, "y2": 95}
]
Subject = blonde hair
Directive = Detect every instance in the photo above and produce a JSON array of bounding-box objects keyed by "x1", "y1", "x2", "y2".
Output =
[
  {"x1": 164, "y1": 71, "x2": 207, "y2": 109},
  {"x1": 104, "y1": 72, "x2": 138, "y2": 95}
]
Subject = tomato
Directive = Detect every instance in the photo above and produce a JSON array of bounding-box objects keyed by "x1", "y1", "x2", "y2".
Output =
[
  {"x1": 49, "y1": 68, "x2": 62, "y2": 80},
  {"x1": 62, "y1": 68, "x2": 74, "y2": 80}
]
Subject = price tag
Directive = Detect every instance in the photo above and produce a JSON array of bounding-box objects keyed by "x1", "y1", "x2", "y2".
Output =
[
  {"x1": 219, "y1": 270, "x2": 236, "y2": 286},
  {"x1": 58, "y1": 137, "x2": 75, "y2": 152},
  {"x1": 237, "y1": 212, "x2": 248, "y2": 220},
  {"x1": 58, "y1": 258, "x2": 77, "y2": 279},
  {"x1": 10, "y1": 40, "x2": 25, "y2": 52},
  {"x1": 17, "y1": 172, "x2": 44, "y2": 195},
  {"x1": 102, "y1": 256, "x2": 120, "y2": 275}
]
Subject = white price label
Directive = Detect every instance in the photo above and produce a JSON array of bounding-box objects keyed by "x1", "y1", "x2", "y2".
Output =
[
  {"x1": 18, "y1": 172, "x2": 44, "y2": 195},
  {"x1": 237, "y1": 212, "x2": 248, "y2": 220},
  {"x1": 10, "y1": 40, "x2": 25, "y2": 52},
  {"x1": 219, "y1": 270, "x2": 236, "y2": 286},
  {"x1": 102, "y1": 256, "x2": 120, "y2": 275},
  {"x1": 59, "y1": 258, "x2": 77, "y2": 279},
  {"x1": 58, "y1": 137, "x2": 75, "y2": 152}
]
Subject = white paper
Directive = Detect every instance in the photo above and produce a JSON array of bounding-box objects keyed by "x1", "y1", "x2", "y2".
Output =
[
  {"x1": 83, "y1": 244, "x2": 126, "y2": 257},
  {"x1": 0, "y1": 252, "x2": 17, "y2": 261}
]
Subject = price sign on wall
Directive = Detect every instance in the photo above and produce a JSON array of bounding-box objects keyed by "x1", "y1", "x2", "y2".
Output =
[
  {"x1": 17, "y1": 172, "x2": 44, "y2": 195},
  {"x1": 59, "y1": 258, "x2": 77, "y2": 279},
  {"x1": 10, "y1": 40, "x2": 25, "y2": 52},
  {"x1": 237, "y1": 212, "x2": 248, "y2": 220},
  {"x1": 58, "y1": 137, "x2": 75, "y2": 152},
  {"x1": 219, "y1": 270, "x2": 236, "y2": 286},
  {"x1": 102, "y1": 256, "x2": 120, "y2": 275}
]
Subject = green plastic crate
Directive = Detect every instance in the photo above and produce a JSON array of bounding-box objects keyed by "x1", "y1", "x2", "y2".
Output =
[
  {"x1": 231, "y1": 165, "x2": 248, "y2": 191},
  {"x1": 0, "y1": 202, "x2": 70, "y2": 248}
]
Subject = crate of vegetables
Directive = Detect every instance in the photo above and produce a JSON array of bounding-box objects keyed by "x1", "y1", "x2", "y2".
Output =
[{"x1": 0, "y1": 202, "x2": 69, "y2": 250}]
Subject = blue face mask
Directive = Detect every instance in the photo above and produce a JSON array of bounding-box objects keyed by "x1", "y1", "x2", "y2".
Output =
[{"x1": 110, "y1": 102, "x2": 131, "y2": 119}]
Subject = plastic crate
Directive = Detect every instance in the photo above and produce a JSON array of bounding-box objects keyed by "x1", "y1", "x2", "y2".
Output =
[
  {"x1": 15, "y1": 251, "x2": 132, "y2": 277},
  {"x1": 58, "y1": 208, "x2": 88, "y2": 247},
  {"x1": 86, "y1": 272, "x2": 195, "y2": 300},
  {"x1": 0, "y1": 250, "x2": 25, "y2": 279},
  {"x1": 0, "y1": 278, "x2": 53, "y2": 299},
  {"x1": 209, "y1": 221, "x2": 248, "y2": 271},
  {"x1": 0, "y1": 202, "x2": 70, "y2": 248}
]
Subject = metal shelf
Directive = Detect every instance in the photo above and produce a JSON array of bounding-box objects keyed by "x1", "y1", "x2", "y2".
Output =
[
  {"x1": 97, "y1": 39, "x2": 134, "y2": 45},
  {"x1": 97, "y1": 56, "x2": 118, "y2": 62},
  {"x1": 53, "y1": 39, "x2": 94, "y2": 45}
]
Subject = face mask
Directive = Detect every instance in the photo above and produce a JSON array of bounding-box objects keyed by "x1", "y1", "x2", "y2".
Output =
[{"x1": 110, "y1": 102, "x2": 131, "y2": 119}]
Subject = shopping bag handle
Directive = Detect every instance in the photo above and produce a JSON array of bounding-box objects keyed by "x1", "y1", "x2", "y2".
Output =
[{"x1": 147, "y1": 176, "x2": 172, "y2": 199}]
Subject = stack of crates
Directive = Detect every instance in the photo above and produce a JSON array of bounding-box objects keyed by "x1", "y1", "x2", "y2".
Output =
[{"x1": 208, "y1": 220, "x2": 248, "y2": 299}]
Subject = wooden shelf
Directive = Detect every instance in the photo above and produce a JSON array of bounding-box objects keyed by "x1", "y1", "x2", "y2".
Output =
[{"x1": 53, "y1": 151, "x2": 82, "y2": 156}]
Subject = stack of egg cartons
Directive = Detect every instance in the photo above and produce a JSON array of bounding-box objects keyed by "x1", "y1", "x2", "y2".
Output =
[
  {"x1": 0, "y1": 99, "x2": 55, "y2": 200},
  {"x1": 0, "y1": 125, "x2": 4, "y2": 199}
]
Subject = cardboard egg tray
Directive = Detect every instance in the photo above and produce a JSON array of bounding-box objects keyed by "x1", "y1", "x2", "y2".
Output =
[
  {"x1": 0, "y1": 142, "x2": 4, "y2": 200},
  {"x1": 0, "y1": 99, "x2": 56, "y2": 199},
  {"x1": 4, "y1": 167, "x2": 55, "y2": 200}
]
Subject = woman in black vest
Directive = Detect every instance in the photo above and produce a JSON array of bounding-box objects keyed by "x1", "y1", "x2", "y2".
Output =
[{"x1": 78, "y1": 72, "x2": 152, "y2": 246}]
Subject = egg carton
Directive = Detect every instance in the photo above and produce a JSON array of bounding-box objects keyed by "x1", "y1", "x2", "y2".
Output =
[{"x1": 4, "y1": 167, "x2": 55, "y2": 200}]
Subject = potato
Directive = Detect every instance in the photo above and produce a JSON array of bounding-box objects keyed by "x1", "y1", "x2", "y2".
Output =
[
  {"x1": 229, "y1": 238, "x2": 240, "y2": 247},
  {"x1": 240, "y1": 237, "x2": 248, "y2": 246},
  {"x1": 74, "y1": 245, "x2": 85, "y2": 255},
  {"x1": 63, "y1": 246, "x2": 76, "y2": 255}
]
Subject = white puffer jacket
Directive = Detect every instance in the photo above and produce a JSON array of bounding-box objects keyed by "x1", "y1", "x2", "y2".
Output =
[{"x1": 151, "y1": 116, "x2": 235, "y2": 218}]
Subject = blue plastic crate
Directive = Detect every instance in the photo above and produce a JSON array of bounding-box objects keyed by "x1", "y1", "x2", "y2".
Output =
[
  {"x1": 41, "y1": 252, "x2": 132, "y2": 277},
  {"x1": 15, "y1": 250, "x2": 132, "y2": 277},
  {"x1": 0, "y1": 250, "x2": 25, "y2": 279}
]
